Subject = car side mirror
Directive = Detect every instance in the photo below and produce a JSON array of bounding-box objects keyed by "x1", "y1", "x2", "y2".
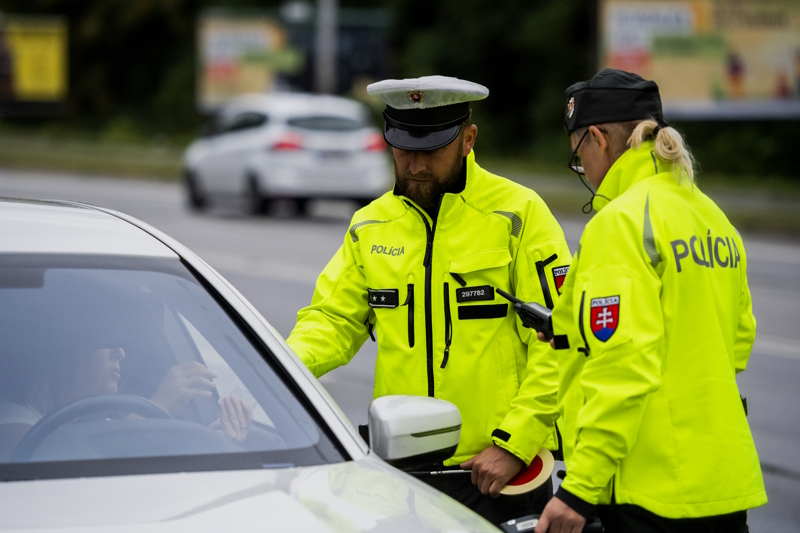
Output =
[{"x1": 368, "y1": 395, "x2": 461, "y2": 470}]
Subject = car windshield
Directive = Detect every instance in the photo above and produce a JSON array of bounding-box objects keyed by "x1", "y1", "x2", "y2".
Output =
[
  {"x1": 0, "y1": 255, "x2": 345, "y2": 481},
  {"x1": 287, "y1": 115, "x2": 364, "y2": 131}
]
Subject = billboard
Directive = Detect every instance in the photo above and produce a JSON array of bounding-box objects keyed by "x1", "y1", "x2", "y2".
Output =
[
  {"x1": 197, "y1": 7, "x2": 391, "y2": 112},
  {"x1": 197, "y1": 12, "x2": 303, "y2": 112},
  {"x1": 0, "y1": 15, "x2": 68, "y2": 116},
  {"x1": 600, "y1": 0, "x2": 800, "y2": 119}
]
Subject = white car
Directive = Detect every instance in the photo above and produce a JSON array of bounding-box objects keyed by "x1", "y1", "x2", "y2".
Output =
[
  {"x1": 0, "y1": 198, "x2": 498, "y2": 532},
  {"x1": 182, "y1": 93, "x2": 393, "y2": 215}
]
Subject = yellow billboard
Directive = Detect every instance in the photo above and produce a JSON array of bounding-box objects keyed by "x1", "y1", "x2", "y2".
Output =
[
  {"x1": 600, "y1": 0, "x2": 800, "y2": 118},
  {"x1": 0, "y1": 16, "x2": 67, "y2": 103}
]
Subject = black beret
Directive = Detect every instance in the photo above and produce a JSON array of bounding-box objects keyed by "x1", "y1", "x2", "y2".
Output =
[{"x1": 564, "y1": 68, "x2": 663, "y2": 134}]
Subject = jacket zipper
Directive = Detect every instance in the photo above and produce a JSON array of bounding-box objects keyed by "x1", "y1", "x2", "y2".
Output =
[
  {"x1": 442, "y1": 282, "x2": 452, "y2": 368},
  {"x1": 578, "y1": 291, "x2": 590, "y2": 357},
  {"x1": 403, "y1": 283, "x2": 415, "y2": 348},
  {"x1": 406, "y1": 202, "x2": 436, "y2": 397}
]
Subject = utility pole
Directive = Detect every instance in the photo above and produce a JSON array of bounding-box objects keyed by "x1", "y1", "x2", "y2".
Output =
[{"x1": 314, "y1": 0, "x2": 338, "y2": 94}]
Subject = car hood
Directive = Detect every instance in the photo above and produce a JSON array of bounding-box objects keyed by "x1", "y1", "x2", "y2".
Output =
[{"x1": 0, "y1": 456, "x2": 497, "y2": 532}]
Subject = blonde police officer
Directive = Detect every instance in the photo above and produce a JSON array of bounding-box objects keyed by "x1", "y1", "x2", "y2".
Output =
[
  {"x1": 287, "y1": 76, "x2": 571, "y2": 523},
  {"x1": 535, "y1": 69, "x2": 767, "y2": 533}
]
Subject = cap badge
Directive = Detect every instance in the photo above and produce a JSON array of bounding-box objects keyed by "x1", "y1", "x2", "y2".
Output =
[
  {"x1": 567, "y1": 97, "x2": 575, "y2": 119},
  {"x1": 407, "y1": 91, "x2": 425, "y2": 103}
]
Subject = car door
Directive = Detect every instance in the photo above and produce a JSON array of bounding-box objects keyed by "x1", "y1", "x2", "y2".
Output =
[{"x1": 208, "y1": 111, "x2": 270, "y2": 194}]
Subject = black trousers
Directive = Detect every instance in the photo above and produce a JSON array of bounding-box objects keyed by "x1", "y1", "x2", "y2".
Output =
[
  {"x1": 419, "y1": 469, "x2": 553, "y2": 526},
  {"x1": 597, "y1": 504, "x2": 749, "y2": 533}
]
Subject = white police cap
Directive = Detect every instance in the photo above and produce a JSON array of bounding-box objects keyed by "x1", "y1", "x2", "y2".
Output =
[{"x1": 367, "y1": 75, "x2": 489, "y2": 151}]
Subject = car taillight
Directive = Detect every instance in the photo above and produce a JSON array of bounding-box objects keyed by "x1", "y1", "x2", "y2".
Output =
[
  {"x1": 365, "y1": 133, "x2": 387, "y2": 152},
  {"x1": 271, "y1": 133, "x2": 303, "y2": 151}
]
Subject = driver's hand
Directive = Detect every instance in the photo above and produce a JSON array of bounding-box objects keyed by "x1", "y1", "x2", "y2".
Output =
[
  {"x1": 210, "y1": 396, "x2": 253, "y2": 443},
  {"x1": 150, "y1": 361, "x2": 217, "y2": 417}
]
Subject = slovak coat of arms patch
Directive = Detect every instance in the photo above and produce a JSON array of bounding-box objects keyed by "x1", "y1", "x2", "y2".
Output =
[
  {"x1": 552, "y1": 265, "x2": 569, "y2": 294},
  {"x1": 590, "y1": 296, "x2": 619, "y2": 342}
]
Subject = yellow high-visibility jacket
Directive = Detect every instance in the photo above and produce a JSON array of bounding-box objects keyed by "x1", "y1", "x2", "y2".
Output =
[
  {"x1": 552, "y1": 141, "x2": 767, "y2": 518},
  {"x1": 288, "y1": 151, "x2": 571, "y2": 466}
]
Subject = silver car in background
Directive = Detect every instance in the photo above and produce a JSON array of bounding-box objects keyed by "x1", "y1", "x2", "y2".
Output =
[{"x1": 182, "y1": 93, "x2": 393, "y2": 215}]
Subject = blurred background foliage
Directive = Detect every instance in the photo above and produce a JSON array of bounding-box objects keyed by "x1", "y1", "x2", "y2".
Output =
[{"x1": 0, "y1": 0, "x2": 797, "y2": 180}]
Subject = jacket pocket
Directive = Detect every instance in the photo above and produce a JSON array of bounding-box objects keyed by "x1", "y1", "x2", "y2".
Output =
[
  {"x1": 449, "y1": 248, "x2": 512, "y2": 275},
  {"x1": 450, "y1": 248, "x2": 512, "y2": 324},
  {"x1": 402, "y1": 283, "x2": 415, "y2": 348}
]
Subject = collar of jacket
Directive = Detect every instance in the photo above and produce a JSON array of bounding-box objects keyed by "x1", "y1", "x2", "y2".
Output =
[
  {"x1": 593, "y1": 140, "x2": 671, "y2": 212},
  {"x1": 393, "y1": 150, "x2": 480, "y2": 223}
]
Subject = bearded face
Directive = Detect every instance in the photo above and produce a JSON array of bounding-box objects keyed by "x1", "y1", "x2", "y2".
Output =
[{"x1": 392, "y1": 134, "x2": 465, "y2": 209}]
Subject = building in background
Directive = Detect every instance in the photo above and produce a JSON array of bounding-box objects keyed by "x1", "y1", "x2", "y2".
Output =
[
  {"x1": 0, "y1": 14, "x2": 67, "y2": 117},
  {"x1": 600, "y1": 0, "x2": 800, "y2": 119},
  {"x1": 197, "y1": 4, "x2": 390, "y2": 114}
]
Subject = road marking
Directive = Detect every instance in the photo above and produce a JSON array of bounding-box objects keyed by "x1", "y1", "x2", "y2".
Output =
[
  {"x1": 197, "y1": 250, "x2": 320, "y2": 285},
  {"x1": 754, "y1": 335, "x2": 800, "y2": 361}
]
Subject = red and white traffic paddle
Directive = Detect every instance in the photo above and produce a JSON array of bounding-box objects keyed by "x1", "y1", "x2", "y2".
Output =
[
  {"x1": 499, "y1": 448, "x2": 554, "y2": 495},
  {"x1": 408, "y1": 447, "x2": 555, "y2": 495}
]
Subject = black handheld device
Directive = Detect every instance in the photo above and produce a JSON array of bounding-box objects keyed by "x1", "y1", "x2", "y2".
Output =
[
  {"x1": 500, "y1": 514, "x2": 603, "y2": 533},
  {"x1": 496, "y1": 288, "x2": 554, "y2": 340}
]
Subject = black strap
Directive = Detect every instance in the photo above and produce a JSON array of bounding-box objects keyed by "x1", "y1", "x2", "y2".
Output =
[
  {"x1": 450, "y1": 272, "x2": 467, "y2": 287},
  {"x1": 383, "y1": 109, "x2": 469, "y2": 133},
  {"x1": 535, "y1": 253, "x2": 558, "y2": 310},
  {"x1": 553, "y1": 421, "x2": 564, "y2": 461},
  {"x1": 491, "y1": 428, "x2": 511, "y2": 442},
  {"x1": 457, "y1": 304, "x2": 508, "y2": 320},
  {"x1": 553, "y1": 335, "x2": 570, "y2": 350},
  {"x1": 364, "y1": 318, "x2": 376, "y2": 342}
]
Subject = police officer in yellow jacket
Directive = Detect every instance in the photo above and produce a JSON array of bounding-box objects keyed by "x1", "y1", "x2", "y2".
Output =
[
  {"x1": 287, "y1": 76, "x2": 572, "y2": 523},
  {"x1": 535, "y1": 69, "x2": 767, "y2": 533}
]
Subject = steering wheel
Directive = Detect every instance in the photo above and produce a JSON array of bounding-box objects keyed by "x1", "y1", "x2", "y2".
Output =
[{"x1": 11, "y1": 394, "x2": 172, "y2": 462}]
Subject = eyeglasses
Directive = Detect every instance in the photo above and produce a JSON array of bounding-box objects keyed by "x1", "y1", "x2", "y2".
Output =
[
  {"x1": 567, "y1": 129, "x2": 589, "y2": 176},
  {"x1": 568, "y1": 129, "x2": 605, "y2": 214}
]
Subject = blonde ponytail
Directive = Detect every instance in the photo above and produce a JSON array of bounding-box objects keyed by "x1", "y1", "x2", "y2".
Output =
[{"x1": 629, "y1": 119, "x2": 696, "y2": 184}]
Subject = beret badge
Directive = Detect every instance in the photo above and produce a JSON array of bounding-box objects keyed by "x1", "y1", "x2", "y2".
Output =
[{"x1": 567, "y1": 97, "x2": 575, "y2": 119}]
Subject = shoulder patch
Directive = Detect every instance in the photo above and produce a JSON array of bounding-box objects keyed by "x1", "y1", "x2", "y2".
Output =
[
  {"x1": 552, "y1": 265, "x2": 569, "y2": 294},
  {"x1": 590, "y1": 296, "x2": 619, "y2": 342}
]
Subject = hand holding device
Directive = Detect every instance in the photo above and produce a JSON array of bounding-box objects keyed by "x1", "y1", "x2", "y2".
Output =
[{"x1": 496, "y1": 288, "x2": 554, "y2": 340}]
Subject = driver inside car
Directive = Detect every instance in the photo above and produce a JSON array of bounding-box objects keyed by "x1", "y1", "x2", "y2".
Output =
[{"x1": 0, "y1": 346, "x2": 253, "y2": 460}]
